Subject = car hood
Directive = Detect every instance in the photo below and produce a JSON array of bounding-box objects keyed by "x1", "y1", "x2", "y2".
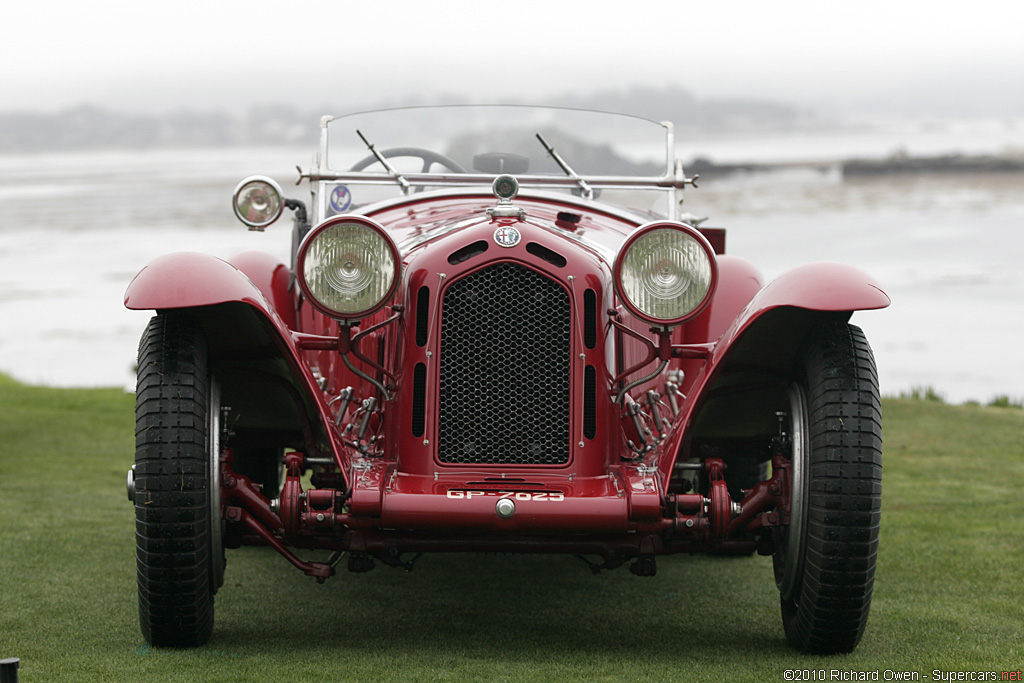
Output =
[{"x1": 358, "y1": 190, "x2": 646, "y2": 265}]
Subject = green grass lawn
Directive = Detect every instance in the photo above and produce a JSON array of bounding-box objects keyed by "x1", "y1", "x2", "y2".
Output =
[{"x1": 1, "y1": 373, "x2": 1021, "y2": 682}]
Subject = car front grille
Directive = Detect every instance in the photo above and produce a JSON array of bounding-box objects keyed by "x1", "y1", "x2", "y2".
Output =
[{"x1": 438, "y1": 262, "x2": 571, "y2": 465}]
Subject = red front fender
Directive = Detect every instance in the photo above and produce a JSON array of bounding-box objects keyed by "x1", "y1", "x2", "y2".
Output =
[
  {"x1": 660, "y1": 261, "x2": 890, "y2": 478},
  {"x1": 124, "y1": 251, "x2": 347, "y2": 483},
  {"x1": 124, "y1": 251, "x2": 277, "y2": 315},
  {"x1": 704, "y1": 260, "x2": 889, "y2": 376},
  {"x1": 746, "y1": 261, "x2": 890, "y2": 314}
]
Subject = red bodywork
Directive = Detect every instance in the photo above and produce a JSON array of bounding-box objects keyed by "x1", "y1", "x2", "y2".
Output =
[{"x1": 126, "y1": 189, "x2": 888, "y2": 574}]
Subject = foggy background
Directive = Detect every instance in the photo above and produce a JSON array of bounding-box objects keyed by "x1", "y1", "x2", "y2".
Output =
[
  {"x1": 3, "y1": 0, "x2": 1021, "y2": 119},
  {"x1": 1, "y1": 0, "x2": 1022, "y2": 402}
]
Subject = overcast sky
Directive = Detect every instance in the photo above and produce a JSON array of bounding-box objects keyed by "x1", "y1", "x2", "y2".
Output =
[{"x1": 3, "y1": 0, "x2": 1021, "y2": 117}]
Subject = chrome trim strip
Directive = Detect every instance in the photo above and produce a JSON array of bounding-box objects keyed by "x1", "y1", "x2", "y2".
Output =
[{"x1": 308, "y1": 171, "x2": 689, "y2": 190}]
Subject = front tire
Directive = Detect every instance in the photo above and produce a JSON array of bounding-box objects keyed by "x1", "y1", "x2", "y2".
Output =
[
  {"x1": 774, "y1": 321, "x2": 882, "y2": 653},
  {"x1": 133, "y1": 312, "x2": 223, "y2": 647}
]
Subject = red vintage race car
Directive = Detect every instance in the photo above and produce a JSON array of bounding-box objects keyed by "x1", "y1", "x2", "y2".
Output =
[{"x1": 125, "y1": 105, "x2": 888, "y2": 652}]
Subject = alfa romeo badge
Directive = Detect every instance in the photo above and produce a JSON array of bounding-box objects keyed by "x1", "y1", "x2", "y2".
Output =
[{"x1": 493, "y1": 226, "x2": 521, "y2": 248}]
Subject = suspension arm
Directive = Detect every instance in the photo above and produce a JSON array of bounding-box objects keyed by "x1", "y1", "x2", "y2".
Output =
[{"x1": 225, "y1": 506, "x2": 335, "y2": 581}]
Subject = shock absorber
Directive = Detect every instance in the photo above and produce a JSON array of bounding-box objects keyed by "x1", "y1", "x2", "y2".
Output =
[
  {"x1": 279, "y1": 451, "x2": 305, "y2": 535},
  {"x1": 706, "y1": 458, "x2": 741, "y2": 540}
]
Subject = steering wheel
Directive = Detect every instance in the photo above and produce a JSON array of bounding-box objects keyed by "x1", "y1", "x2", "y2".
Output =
[{"x1": 350, "y1": 147, "x2": 468, "y2": 174}]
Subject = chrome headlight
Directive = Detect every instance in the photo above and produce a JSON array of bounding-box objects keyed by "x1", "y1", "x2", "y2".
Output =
[
  {"x1": 613, "y1": 221, "x2": 717, "y2": 325},
  {"x1": 297, "y1": 216, "x2": 400, "y2": 321},
  {"x1": 232, "y1": 176, "x2": 284, "y2": 230}
]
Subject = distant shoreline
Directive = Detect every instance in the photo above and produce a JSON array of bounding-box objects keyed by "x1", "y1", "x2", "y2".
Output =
[
  {"x1": 840, "y1": 152, "x2": 1024, "y2": 176},
  {"x1": 686, "y1": 151, "x2": 1024, "y2": 178}
]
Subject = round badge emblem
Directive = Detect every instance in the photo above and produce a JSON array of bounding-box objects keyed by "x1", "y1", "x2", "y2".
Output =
[
  {"x1": 329, "y1": 185, "x2": 352, "y2": 213},
  {"x1": 493, "y1": 225, "x2": 522, "y2": 248}
]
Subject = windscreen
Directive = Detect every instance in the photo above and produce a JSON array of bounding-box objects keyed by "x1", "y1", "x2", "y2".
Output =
[{"x1": 324, "y1": 105, "x2": 670, "y2": 177}]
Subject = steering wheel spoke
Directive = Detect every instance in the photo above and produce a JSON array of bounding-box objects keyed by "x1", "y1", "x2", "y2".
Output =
[{"x1": 350, "y1": 147, "x2": 467, "y2": 175}]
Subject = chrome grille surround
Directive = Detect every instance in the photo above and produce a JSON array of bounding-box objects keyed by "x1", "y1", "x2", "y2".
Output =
[{"x1": 438, "y1": 262, "x2": 571, "y2": 465}]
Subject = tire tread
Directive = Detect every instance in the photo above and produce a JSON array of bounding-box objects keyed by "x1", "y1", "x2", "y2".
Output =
[
  {"x1": 783, "y1": 321, "x2": 882, "y2": 654},
  {"x1": 133, "y1": 312, "x2": 215, "y2": 647}
]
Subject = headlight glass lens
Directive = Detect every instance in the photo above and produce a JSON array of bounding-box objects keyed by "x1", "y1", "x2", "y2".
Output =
[
  {"x1": 232, "y1": 176, "x2": 283, "y2": 229},
  {"x1": 301, "y1": 221, "x2": 397, "y2": 319},
  {"x1": 619, "y1": 227, "x2": 714, "y2": 322}
]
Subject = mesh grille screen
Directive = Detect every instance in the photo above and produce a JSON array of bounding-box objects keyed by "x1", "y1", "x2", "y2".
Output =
[{"x1": 438, "y1": 262, "x2": 571, "y2": 465}]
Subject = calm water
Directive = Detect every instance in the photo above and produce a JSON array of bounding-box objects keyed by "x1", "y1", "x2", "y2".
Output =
[{"x1": 1, "y1": 119, "x2": 1022, "y2": 403}]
